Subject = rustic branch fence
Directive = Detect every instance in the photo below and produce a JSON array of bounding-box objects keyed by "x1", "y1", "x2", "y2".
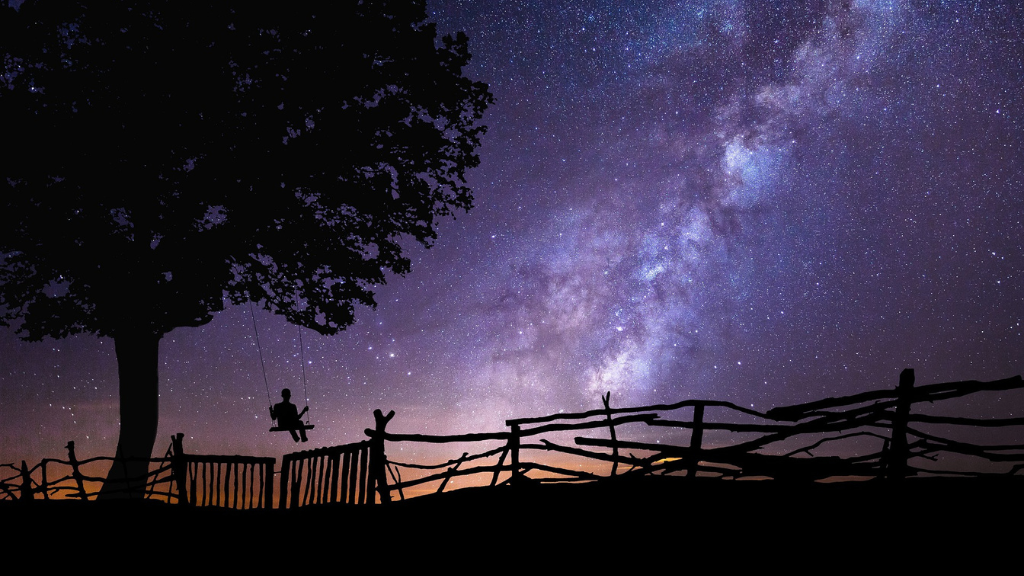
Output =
[
  {"x1": 170, "y1": 434, "x2": 275, "y2": 509},
  {"x1": 278, "y1": 440, "x2": 373, "y2": 508},
  {"x1": 367, "y1": 370, "x2": 1024, "y2": 501},
  {"x1": 1, "y1": 438, "x2": 179, "y2": 502},
  {"x1": 1, "y1": 433, "x2": 274, "y2": 508},
  {"x1": 5, "y1": 369, "x2": 1023, "y2": 507}
]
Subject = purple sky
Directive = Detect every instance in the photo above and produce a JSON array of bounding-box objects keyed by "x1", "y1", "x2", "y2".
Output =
[{"x1": 2, "y1": 1, "x2": 1022, "y2": 469}]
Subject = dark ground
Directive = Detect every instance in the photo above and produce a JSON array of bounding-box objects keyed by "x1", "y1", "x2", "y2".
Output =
[{"x1": 4, "y1": 476, "x2": 1020, "y2": 565}]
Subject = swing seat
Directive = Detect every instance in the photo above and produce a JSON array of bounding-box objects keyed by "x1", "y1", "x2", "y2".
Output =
[{"x1": 269, "y1": 424, "x2": 315, "y2": 432}]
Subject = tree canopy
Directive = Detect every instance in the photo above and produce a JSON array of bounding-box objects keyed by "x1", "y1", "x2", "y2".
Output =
[
  {"x1": 1, "y1": 1, "x2": 492, "y2": 337},
  {"x1": 0, "y1": 1, "x2": 492, "y2": 496}
]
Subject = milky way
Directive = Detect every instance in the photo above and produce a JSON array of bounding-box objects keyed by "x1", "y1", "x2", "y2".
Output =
[{"x1": 2, "y1": 0, "x2": 1022, "y2": 462}]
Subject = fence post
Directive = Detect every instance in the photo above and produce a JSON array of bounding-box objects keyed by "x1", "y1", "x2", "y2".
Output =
[
  {"x1": 491, "y1": 447, "x2": 509, "y2": 487},
  {"x1": 370, "y1": 409, "x2": 395, "y2": 504},
  {"x1": 66, "y1": 441, "x2": 87, "y2": 500},
  {"x1": 290, "y1": 459, "x2": 302, "y2": 508},
  {"x1": 438, "y1": 452, "x2": 469, "y2": 494},
  {"x1": 279, "y1": 458, "x2": 290, "y2": 509},
  {"x1": 263, "y1": 459, "x2": 274, "y2": 510},
  {"x1": 327, "y1": 452, "x2": 341, "y2": 504},
  {"x1": 387, "y1": 462, "x2": 405, "y2": 501},
  {"x1": 510, "y1": 423, "x2": 522, "y2": 484},
  {"x1": 170, "y1": 433, "x2": 189, "y2": 506},
  {"x1": 40, "y1": 460, "x2": 48, "y2": 500},
  {"x1": 887, "y1": 368, "x2": 914, "y2": 482},
  {"x1": 687, "y1": 403, "x2": 705, "y2": 478},
  {"x1": 19, "y1": 461, "x2": 33, "y2": 500},
  {"x1": 603, "y1": 392, "x2": 619, "y2": 477}
]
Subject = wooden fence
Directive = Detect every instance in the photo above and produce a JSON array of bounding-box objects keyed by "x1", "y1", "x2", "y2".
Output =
[
  {"x1": 0, "y1": 433, "x2": 274, "y2": 508},
  {"x1": 369, "y1": 370, "x2": 1024, "y2": 500},
  {"x1": 6, "y1": 369, "x2": 1023, "y2": 507},
  {"x1": 1, "y1": 443, "x2": 171, "y2": 502},
  {"x1": 277, "y1": 440, "x2": 374, "y2": 508},
  {"x1": 169, "y1": 434, "x2": 275, "y2": 509}
]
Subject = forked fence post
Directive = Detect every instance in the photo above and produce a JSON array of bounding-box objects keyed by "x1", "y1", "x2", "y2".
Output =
[
  {"x1": 886, "y1": 368, "x2": 914, "y2": 482},
  {"x1": 66, "y1": 441, "x2": 87, "y2": 500},
  {"x1": 688, "y1": 403, "x2": 705, "y2": 478},
  {"x1": 602, "y1": 392, "x2": 619, "y2": 477},
  {"x1": 371, "y1": 409, "x2": 395, "y2": 504},
  {"x1": 170, "y1": 433, "x2": 189, "y2": 506}
]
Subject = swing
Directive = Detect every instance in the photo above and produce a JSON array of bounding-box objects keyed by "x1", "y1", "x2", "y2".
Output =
[
  {"x1": 269, "y1": 424, "x2": 315, "y2": 432},
  {"x1": 249, "y1": 302, "x2": 315, "y2": 436},
  {"x1": 269, "y1": 415, "x2": 315, "y2": 433}
]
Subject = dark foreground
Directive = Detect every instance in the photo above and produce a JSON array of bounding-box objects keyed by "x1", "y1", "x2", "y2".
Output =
[{"x1": 5, "y1": 476, "x2": 1020, "y2": 564}]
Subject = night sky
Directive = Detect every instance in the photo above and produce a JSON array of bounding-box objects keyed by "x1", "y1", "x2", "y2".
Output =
[{"x1": 2, "y1": 1, "x2": 1023, "y2": 468}]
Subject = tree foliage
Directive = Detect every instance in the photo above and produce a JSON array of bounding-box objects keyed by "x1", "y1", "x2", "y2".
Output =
[{"x1": 1, "y1": 0, "x2": 493, "y2": 340}]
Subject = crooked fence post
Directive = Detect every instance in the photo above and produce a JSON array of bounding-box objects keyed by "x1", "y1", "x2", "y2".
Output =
[
  {"x1": 66, "y1": 441, "x2": 87, "y2": 500},
  {"x1": 19, "y1": 461, "x2": 33, "y2": 501},
  {"x1": 491, "y1": 447, "x2": 509, "y2": 487},
  {"x1": 370, "y1": 408, "x2": 395, "y2": 504},
  {"x1": 887, "y1": 368, "x2": 914, "y2": 482},
  {"x1": 170, "y1": 433, "x2": 189, "y2": 506},
  {"x1": 40, "y1": 460, "x2": 48, "y2": 500},
  {"x1": 386, "y1": 462, "x2": 405, "y2": 501},
  {"x1": 438, "y1": 452, "x2": 469, "y2": 494},
  {"x1": 603, "y1": 392, "x2": 619, "y2": 477},
  {"x1": 688, "y1": 403, "x2": 705, "y2": 478}
]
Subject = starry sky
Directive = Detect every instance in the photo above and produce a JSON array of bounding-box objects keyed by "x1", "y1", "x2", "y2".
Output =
[{"x1": 2, "y1": 0, "x2": 1023, "y2": 468}]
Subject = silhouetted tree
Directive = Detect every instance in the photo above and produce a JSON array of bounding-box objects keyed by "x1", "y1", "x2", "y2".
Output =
[{"x1": 0, "y1": 1, "x2": 492, "y2": 497}]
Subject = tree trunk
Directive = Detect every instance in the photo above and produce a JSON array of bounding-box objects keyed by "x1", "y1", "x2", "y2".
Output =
[{"x1": 98, "y1": 330, "x2": 161, "y2": 499}]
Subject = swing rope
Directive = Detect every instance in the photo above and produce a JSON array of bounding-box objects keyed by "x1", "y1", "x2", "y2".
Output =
[
  {"x1": 298, "y1": 328, "x2": 311, "y2": 426},
  {"x1": 249, "y1": 301, "x2": 273, "y2": 409}
]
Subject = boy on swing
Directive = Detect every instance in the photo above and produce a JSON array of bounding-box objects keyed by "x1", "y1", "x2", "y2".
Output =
[{"x1": 271, "y1": 388, "x2": 309, "y2": 442}]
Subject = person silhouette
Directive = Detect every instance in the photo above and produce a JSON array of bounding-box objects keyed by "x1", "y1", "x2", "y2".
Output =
[{"x1": 270, "y1": 388, "x2": 309, "y2": 442}]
